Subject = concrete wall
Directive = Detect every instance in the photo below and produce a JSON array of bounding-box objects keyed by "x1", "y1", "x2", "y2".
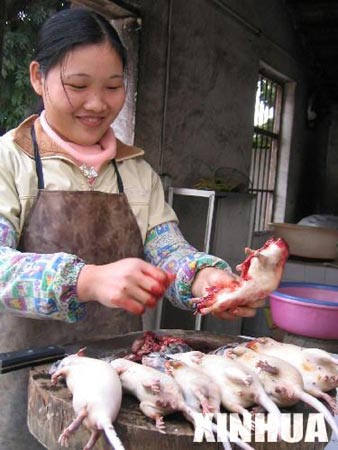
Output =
[
  {"x1": 325, "y1": 106, "x2": 338, "y2": 214},
  {"x1": 116, "y1": 0, "x2": 333, "y2": 334},
  {"x1": 121, "y1": 0, "x2": 318, "y2": 222}
]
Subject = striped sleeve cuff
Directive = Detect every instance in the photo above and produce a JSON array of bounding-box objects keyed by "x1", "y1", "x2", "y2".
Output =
[{"x1": 167, "y1": 252, "x2": 230, "y2": 310}]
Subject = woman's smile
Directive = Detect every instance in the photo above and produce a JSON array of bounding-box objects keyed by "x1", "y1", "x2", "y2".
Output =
[{"x1": 76, "y1": 115, "x2": 107, "y2": 128}]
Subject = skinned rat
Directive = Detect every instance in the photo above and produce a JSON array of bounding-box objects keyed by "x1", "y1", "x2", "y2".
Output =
[
  {"x1": 163, "y1": 358, "x2": 255, "y2": 450},
  {"x1": 50, "y1": 348, "x2": 124, "y2": 450},
  {"x1": 110, "y1": 357, "x2": 197, "y2": 433},
  {"x1": 142, "y1": 352, "x2": 222, "y2": 414},
  {"x1": 164, "y1": 359, "x2": 222, "y2": 414},
  {"x1": 246, "y1": 337, "x2": 338, "y2": 412},
  {"x1": 193, "y1": 238, "x2": 289, "y2": 315},
  {"x1": 113, "y1": 357, "x2": 253, "y2": 450},
  {"x1": 170, "y1": 351, "x2": 282, "y2": 421},
  {"x1": 224, "y1": 345, "x2": 338, "y2": 440}
]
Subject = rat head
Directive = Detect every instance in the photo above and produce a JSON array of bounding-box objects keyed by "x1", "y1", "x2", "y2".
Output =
[
  {"x1": 164, "y1": 359, "x2": 184, "y2": 376},
  {"x1": 49, "y1": 347, "x2": 87, "y2": 374},
  {"x1": 226, "y1": 346, "x2": 248, "y2": 358},
  {"x1": 48, "y1": 359, "x2": 63, "y2": 375},
  {"x1": 258, "y1": 237, "x2": 289, "y2": 267},
  {"x1": 142, "y1": 352, "x2": 171, "y2": 372},
  {"x1": 237, "y1": 237, "x2": 289, "y2": 280},
  {"x1": 246, "y1": 337, "x2": 280, "y2": 352}
]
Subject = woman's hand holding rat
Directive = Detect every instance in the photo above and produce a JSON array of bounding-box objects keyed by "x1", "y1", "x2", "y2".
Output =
[
  {"x1": 77, "y1": 258, "x2": 175, "y2": 315},
  {"x1": 191, "y1": 267, "x2": 265, "y2": 320}
]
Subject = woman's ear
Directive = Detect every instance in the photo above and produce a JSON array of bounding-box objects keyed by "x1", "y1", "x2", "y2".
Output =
[{"x1": 30, "y1": 61, "x2": 44, "y2": 96}]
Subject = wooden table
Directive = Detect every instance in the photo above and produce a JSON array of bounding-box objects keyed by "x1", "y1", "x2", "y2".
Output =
[{"x1": 27, "y1": 330, "x2": 331, "y2": 450}]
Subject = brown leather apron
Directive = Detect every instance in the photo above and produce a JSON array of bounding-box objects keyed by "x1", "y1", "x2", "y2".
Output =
[{"x1": 0, "y1": 127, "x2": 143, "y2": 449}]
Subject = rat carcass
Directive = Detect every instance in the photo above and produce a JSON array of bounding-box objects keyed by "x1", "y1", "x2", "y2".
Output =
[
  {"x1": 193, "y1": 237, "x2": 289, "y2": 315},
  {"x1": 221, "y1": 345, "x2": 338, "y2": 440},
  {"x1": 50, "y1": 348, "x2": 124, "y2": 450},
  {"x1": 111, "y1": 357, "x2": 254, "y2": 450},
  {"x1": 245, "y1": 337, "x2": 338, "y2": 411}
]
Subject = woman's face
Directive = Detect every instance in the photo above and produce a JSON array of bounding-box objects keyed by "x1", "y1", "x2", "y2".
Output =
[{"x1": 30, "y1": 41, "x2": 126, "y2": 145}]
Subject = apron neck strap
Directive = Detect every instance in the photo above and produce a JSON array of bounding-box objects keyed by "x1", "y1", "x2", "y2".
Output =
[
  {"x1": 31, "y1": 126, "x2": 45, "y2": 190},
  {"x1": 30, "y1": 125, "x2": 124, "y2": 193},
  {"x1": 111, "y1": 159, "x2": 124, "y2": 193}
]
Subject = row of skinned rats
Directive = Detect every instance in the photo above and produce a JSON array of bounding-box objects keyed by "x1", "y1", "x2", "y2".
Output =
[
  {"x1": 110, "y1": 357, "x2": 253, "y2": 450},
  {"x1": 166, "y1": 352, "x2": 282, "y2": 419},
  {"x1": 222, "y1": 345, "x2": 338, "y2": 440},
  {"x1": 47, "y1": 334, "x2": 338, "y2": 450},
  {"x1": 141, "y1": 336, "x2": 338, "y2": 445},
  {"x1": 141, "y1": 350, "x2": 281, "y2": 446},
  {"x1": 245, "y1": 337, "x2": 338, "y2": 410}
]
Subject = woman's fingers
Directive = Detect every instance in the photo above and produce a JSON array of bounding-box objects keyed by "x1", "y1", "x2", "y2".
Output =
[
  {"x1": 130, "y1": 261, "x2": 175, "y2": 304},
  {"x1": 120, "y1": 283, "x2": 159, "y2": 308},
  {"x1": 77, "y1": 259, "x2": 176, "y2": 313},
  {"x1": 213, "y1": 306, "x2": 256, "y2": 320},
  {"x1": 140, "y1": 261, "x2": 176, "y2": 290},
  {"x1": 109, "y1": 260, "x2": 175, "y2": 311},
  {"x1": 231, "y1": 306, "x2": 258, "y2": 318},
  {"x1": 209, "y1": 297, "x2": 267, "y2": 320},
  {"x1": 114, "y1": 296, "x2": 146, "y2": 315},
  {"x1": 249, "y1": 298, "x2": 266, "y2": 308},
  {"x1": 212, "y1": 310, "x2": 239, "y2": 321}
]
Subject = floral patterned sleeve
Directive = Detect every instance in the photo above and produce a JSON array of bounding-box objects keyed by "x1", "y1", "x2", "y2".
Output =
[
  {"x1": 0, "y1": 216, "x2": 86, "y2": 322},
  {"x1": 144, "y1": 221, "x2": 231, "y2": 310}
]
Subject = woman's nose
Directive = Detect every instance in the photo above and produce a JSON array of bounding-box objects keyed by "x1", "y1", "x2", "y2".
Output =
[{"x1": 84, "y1": 91, "x2": 108, "y2": 112}]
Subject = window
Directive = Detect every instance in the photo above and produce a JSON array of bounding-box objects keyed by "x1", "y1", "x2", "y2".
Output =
[{"x1": 249, "y1": 73, "x2": 283, "y2": 231}]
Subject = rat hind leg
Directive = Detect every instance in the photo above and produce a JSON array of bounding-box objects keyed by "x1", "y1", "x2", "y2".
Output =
[
  {"x1": 58, "y1": 407, "x2": 88, "y2": 446},
  {"x1": 195, "y1": 389, "x2": 215, "y2": 413},
  {"x1": 139, "y1": 401, "x2": 166, "y2": 433},
  {"x1": 83, "y1": 430, "x2": 101, "y2": 450}
]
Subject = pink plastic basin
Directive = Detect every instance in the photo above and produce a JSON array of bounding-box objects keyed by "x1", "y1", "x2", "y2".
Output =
[{"x1": 269, "y1": 282, "x2": 338, "y2": 340}]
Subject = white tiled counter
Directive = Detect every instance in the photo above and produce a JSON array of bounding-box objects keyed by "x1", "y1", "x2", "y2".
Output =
[{"x1": 282, "y1": 259, "x2": 338, "y2": 285}]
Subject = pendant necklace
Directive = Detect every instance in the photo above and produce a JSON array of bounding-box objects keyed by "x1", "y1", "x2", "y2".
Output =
[{"x1": 79, "y1": 163, "x2": 98, "y2": 185}]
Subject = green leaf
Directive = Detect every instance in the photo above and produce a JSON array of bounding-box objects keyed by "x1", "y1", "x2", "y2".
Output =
[{"x1": 0, "y1": 0, "x2": 70, "y2": 133}]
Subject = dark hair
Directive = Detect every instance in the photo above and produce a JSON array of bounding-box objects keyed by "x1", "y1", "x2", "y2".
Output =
[{"x1": 33, "y1": 8, "x2": 127, "y2": 76}]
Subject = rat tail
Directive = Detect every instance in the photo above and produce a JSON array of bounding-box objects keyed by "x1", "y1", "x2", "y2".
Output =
[
  {"x1": 299, "y1": 391, "x2": 338, "y2": 440},
  {"x1": 102, "y1": 422, "x2": 125, "y2": 450},
  {"x1": 211, "y1": 421, "x2": 255, "y2": 450}
]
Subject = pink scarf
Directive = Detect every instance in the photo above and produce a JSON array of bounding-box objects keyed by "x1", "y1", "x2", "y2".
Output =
[{"x1": 39, "y1": 110, "x2": 117, "y2": 173}]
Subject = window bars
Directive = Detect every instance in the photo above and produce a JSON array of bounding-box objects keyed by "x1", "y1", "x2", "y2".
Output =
[{"x1": 249, "y1": 73, "x2": 283, "y2": 231}]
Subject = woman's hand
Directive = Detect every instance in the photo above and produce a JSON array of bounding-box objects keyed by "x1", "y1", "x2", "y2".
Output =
[
  {"x1": 77, "y1": 258, "x2": 175, "y2": 315},
  {"x1": 191, "y1": 267, "x2": 265, "y2": 320}
]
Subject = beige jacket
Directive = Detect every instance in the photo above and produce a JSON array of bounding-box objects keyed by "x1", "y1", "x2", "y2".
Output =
[{"x1": 0, "y1": 115, "x2": 177, "y2": 243}]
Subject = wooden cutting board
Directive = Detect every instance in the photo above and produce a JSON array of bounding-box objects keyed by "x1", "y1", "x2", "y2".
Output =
[{"x1": 27, "y1": 330, "x2": 330, "y2": 450}]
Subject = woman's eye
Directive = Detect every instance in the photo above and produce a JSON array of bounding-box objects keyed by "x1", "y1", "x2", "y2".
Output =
[{"x1": 65, "y1": 84, "x2": 86, "y2": 90}]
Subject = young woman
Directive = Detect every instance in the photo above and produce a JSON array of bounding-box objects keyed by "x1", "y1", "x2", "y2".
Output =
[{"x1": 0, "y1": 8, "x2": 264, "y2": 449}]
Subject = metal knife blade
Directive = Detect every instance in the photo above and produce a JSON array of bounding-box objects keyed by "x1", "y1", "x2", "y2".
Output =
[{"x1": 0, "y1": 345, "x2": 66, "y2": 374}]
